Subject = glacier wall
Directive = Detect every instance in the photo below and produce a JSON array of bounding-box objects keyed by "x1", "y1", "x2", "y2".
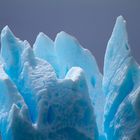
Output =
[{"x1": 0, "y1": 16, "x2": 139, "y2": 140}]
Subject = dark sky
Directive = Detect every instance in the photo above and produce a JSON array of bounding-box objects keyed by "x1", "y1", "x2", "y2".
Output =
[{"x1": 0, "y1": 0, "x2": 140, "y2": 72}]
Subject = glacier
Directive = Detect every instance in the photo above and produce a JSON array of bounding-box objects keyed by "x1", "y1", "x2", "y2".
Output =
[
  {"x1": 0, "y1": 16, "x2": 139, "y2": 140},
  {"x1": 103, "y1": 16, "x2": 140, "y2": 140}
]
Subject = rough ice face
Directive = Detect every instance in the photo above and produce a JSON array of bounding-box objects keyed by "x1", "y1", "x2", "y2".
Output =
[
  {"x1": 103, "y1": 16, "x2": 140, "y2": 140},
  {"x1": 33, "y1": 31, "x2": 105, "y2": 138},
  {"x1": 0, "y1": 26, "x2": 99, "y2": 140},
  {"x1": 0, "y1": 16, "x2": 140, "y2": 140}
]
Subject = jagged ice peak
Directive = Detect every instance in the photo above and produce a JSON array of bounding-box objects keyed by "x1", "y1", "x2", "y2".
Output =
[{"x1": 0, "y1": 16, "x2": 140, "y2": 140}]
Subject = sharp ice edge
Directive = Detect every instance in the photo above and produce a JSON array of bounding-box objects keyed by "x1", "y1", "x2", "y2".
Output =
[
  {"x1": 0, "y1": 15, "x2": 140, "y2": 140},
  {"x1": 33, "y1": 30, "x2": 105, "y2": 138},
  {"x1": 0, "y1": 26, "x2": 99, "y2": 139},
  {"x1": 103, "y1": 16, "x2": 140, "y2": 140}
]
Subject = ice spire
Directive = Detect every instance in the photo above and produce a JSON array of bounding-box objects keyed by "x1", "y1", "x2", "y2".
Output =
[
  {"x1": 1, "y1": 26, "x2": 24, "y2": 79},
  {"x1": 103, "y1": 16, "x2": 140, "y2": 139},
  {"x1": 0, "y1": 26, "x2": 98, "y2": 140},
  {"x1": 33, "y1": 32, "x2": 58, "y2": 73},
  {"x1": 34, "y1": 31, "x2": 104, "y2": 138}
]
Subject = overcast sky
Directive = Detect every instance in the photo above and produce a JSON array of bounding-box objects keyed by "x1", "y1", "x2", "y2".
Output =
[{"x1": 0, "y1": 0, "x2": 139, "y2": 72}]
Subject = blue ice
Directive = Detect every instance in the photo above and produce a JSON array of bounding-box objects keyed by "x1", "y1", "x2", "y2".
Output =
[
  {"x1": 0, "y1": 26, "x2": 99, "y2": 140},
  {"x1": 0, "y1": 16, "x2": 140, "y2": 140},
  {"x1": 103, "y1": 16, "x2": 140, "y2": 140}
]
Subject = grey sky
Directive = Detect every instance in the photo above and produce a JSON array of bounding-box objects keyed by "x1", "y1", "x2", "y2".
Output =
[{"x1": 0, "y1": 0, "x2": 139, "y2": 72}]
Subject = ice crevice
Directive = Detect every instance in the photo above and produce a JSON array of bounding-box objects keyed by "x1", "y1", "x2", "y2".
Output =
[
  {"x1": 0, "y1": 26, "x2": 99, "y2": 139},
  {"x1": 0, "y1": 15, "x2": 140, "y2": 140}
]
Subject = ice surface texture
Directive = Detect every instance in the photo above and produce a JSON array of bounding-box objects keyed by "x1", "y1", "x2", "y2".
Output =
[
  {"x1": 0, "y1": 16, "x2": 139, "y2": 140},
  {"x1": 103, "y1": 16, "x2": 140, "y2": 140},
  {"x1": 0, "y1": 26, "x2": 99, "y2": 140}
]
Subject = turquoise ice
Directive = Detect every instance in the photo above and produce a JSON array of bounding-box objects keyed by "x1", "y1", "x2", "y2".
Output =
[
  {"x1": 103, "y1": 16, "x2": 140, "y2": 140},
  {"x1": 0, "y1": 26, "x2": 99, "y2": 140},
  {"x1": 34, "y1": 30, "x2": 105, "y2": 138},
  {"x1": 0, "y1": 16, "x2": 140, "y2": 140}
]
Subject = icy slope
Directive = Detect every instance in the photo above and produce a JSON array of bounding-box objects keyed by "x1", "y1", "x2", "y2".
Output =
[
  {"x1": 0, "y1": 16, "x2": 140, "y2": 140},
  {"x1": 103, "y1": 16, "x2": 140, "y2": 140},
  {"x1": 33, "y1": 31, "x2": 105, "y2": 137},
  {"x1": 0, "y1": 26, "x2": 99, "y2": 140}
]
